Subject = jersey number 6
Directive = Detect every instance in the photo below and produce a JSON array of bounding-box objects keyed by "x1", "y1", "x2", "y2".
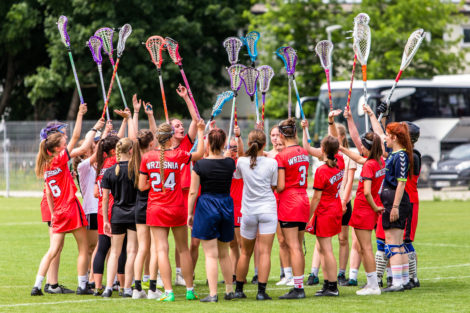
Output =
[{"x1": 48, "y1": 180, "x2": 61, "y2": 198}]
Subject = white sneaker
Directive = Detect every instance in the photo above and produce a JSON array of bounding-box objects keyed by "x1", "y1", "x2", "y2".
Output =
[
  {"x1": 132, "y1": 289, "x2": 147, "y2": 299},
  {"x1": 276, "y1": 277, "x2": 288, "y2": 286},
  {"x1": 156, "y1": 274, "x2": 164, "y2": 288},
  {"x1": 147, "y1": 289, "x2": 163, "y2": 299},
  {"x1": 286, "y1": 277, "x2": 295, "y2": 286},
  {"x1": 175, "y1": 273, "x2": 186, "y2": 286},
  {"x1": 356, "y1": 286, "x2": 381, "y2": 296}
]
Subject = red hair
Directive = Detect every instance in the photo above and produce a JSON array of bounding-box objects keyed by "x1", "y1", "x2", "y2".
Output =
[{"x1": 386, "y1": 122, "x2": 414, "y2": 178}]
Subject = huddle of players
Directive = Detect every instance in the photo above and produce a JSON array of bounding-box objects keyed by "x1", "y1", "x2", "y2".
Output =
[{"x1": 31, "y1": 83, "x2": 421, "y2": 300}]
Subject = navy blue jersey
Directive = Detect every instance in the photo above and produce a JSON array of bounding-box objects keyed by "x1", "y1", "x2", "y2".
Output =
[{"x1": 383, "y1": 149, "x2": 409, "y2": 189}]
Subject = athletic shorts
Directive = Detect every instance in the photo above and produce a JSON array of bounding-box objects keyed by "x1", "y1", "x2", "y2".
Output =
[
  {"x1": 279, "y1": 220, "x2": 306, "y2": 231},
  {"x1": 192, "y1": 193, "x2": 234, "y2": 243},
  {"x1": 135, "y1": 195, "x2": 147, "y2": 225},
  {"x1": 111, "y1": 222, "x2": 137, "y2": 235},
  {"x1": 307, "y1": 212, "x2": 342, "y2": 237},
  {"x1": 51, "y1": 199, "x2": 88, "y2": 233},
  {"x1": 47, "y1": 221, "x2": 51, "y2": 227},
  {"x1": 342, "y1": 201, "x2": 352, "y2": 226},
  {"x1": 404, "y1": 202, "x2": 419, "y2": 242},
  {"x1": 241, "y1": 213, "x2": 277, "y2": 240},
  {"x1": 381, "y1": 187, "x2": 411, "y2": 230},
  {"x1": 86, "y1": 213, "x2": 98, "y2": 230},
  {"x1": 234, "y1": 204, "x2": 242, "y2": 227}
]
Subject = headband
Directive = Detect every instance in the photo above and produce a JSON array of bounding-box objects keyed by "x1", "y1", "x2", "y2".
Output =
[
  {"x1": 39, "y1": 124, "x2": 67, "y2": 141},
  {"x1": 278, "y1": 123, "x2": 296, "y2": 137},
  {"x1": 361, "y1": 134, "x2": 373, "y2": 150}
]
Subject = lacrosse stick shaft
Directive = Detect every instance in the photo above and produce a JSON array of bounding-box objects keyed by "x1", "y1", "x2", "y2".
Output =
[
  {"x1": 102, "y1": 58, "x2": 121, "y2": 119},
  {"x1": 227, "y1": 96, "x2": 236, "y2": 149},
  {"x1": 292, "y1": 79, "x2": 311, "y2": 143},
  {"x1": 67, "y1": 50, "x2": 84, "y2": 104},
  {"x1": 288, "y1": 77, "x2": 292, "y2": 118},
  {"x1": 157, "y1": 68, "x2": 169, "y2": 123},
  {"x1": 261, "y1": 93, "x2": 266, "y2": 124},
  {"x1": 97, "y1": 67, "x2": 110, "y2": 120},
  {"x1": 107, "y1": 54, "x2": 127, "y2": 109},
  {"x1": 179, "y1": 66, "x2": 201, "y2": 119},
  {"x1": 378, "y1": 70, "x2": 403, "y2": 121},
  {"x1": 346, "y1": 54, "x2": 357, "y2": 111},
  {"x1": 363, "y1": 79, "x2": 369, "y2": 131},
  {"x1": 325, "y1": 69, "x2": 333, "y2": 112}
]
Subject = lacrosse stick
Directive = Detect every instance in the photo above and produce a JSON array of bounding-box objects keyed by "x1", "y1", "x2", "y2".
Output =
[
  {"x1": 378, "y1": 29, "x2": 426, "y2": 121},
  {"x1": 223, "y1": 37, "x2": 243, "y2": 65},
  {"x1": 57, "y1": 16, "x2": 84, "y2": 104},
  {"x1": 257, "y1": 65, "x2": 274, "y2": 124},
  {"x1": 353, "y1": 21, "x2": 371, "y2": 130},
  {"x1": 95, "y1": 27, "x2": 128, "y2": 108},
  {"x1": 101, "y1": 24, "x2": 132, "y2": 119},
  {"x1": 240, "y1": 67, "x2": 260, "y2": 124},
  {"x1": 315, "y1": 40, "x2": 334, "y2": 112},
  {"x1": 242, "y1": 31, "x2": 261, "y2": 117},
  {"x1": 227, "y1": 64, "x2": 246, "y2": 149},
  {"x1": 87, "y1": 36, "x2": 110, "y2": 120},
  {"x1": 146, "y1": 36, "x2": 169, "y2": 123},
  {"x1": 191, "y1": 91, "x2": 234, "y2": 152},
  {"x1": 165, "y1": 37, "x2": 201, "y2": 118},
  {"x1": 276, "y1": 46, "x2": 293, "y2": 117}
]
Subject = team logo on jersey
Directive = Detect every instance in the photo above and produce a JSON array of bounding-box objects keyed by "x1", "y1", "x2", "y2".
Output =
[
  {"x1": 44, "y1": 168, "x2": 62, "y2": 178},
  {"x1": 146, "y1": 161, "x2": 179, "y2": 170},
  {"x1": 287, "y1": 154, "x2": 309, "y2": 166},
  {"x1": 329, "y1": 170, "x2": 344, "y2": 185},
  {"x1": 375, "y1": 168, "x2": 386, "y2": 178}
]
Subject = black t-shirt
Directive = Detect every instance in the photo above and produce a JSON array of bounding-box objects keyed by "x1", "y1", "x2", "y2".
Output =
[
  {"x1": 412, "y1": 149, "x2": 422, "y2": 176},
  {"x1": 193, "y1": 158, "x2": 236, "y2": 194},
  {"x1": 101, "y1": 161, "x2": 137, "y2": 223}
]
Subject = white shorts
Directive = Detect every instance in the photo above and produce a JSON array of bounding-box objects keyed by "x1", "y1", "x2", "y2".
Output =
[{"x1": 240, "y1": 213, "x2": 278, "y2": 240}]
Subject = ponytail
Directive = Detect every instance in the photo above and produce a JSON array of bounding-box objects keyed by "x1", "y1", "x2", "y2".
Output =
[
  {"x1": 35, "y1": 132, "x2": 64, "y2": 178},
  {"x1": 160, "y1": 146, "x2": 166, "y2": 192},
  {"x1": 321, "y1": 135, "x2": 339, "y2": 168},
  {"x1": 96, "y1": 135, "x2": 120, "y2": 178},
  {"x1": 156, "y1": 123, "x2": 174, "y2": 193},
  {"x1": 129, "y1": 130, "x2": 154, "y2": 187},
  {"x1": 386, "y1": 122, "x2": 414, "y2": 177},
  {"x1": 246, "y1": 129, "x2": 266, "y2": 169},
  {"x1": 115, "y1": 141, "x2": 123, "y2": 176}
]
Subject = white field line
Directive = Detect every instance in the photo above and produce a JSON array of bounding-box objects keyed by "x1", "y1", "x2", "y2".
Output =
[
  {"x1": 0, "y1": 222, "x2": 41, "y2": 226},
  {"x1": 417, "y1": 243, "x2": 470, "y2": 248},
  {"x1": 420, "y1": 263, "x2": 470, "y2": 270}
]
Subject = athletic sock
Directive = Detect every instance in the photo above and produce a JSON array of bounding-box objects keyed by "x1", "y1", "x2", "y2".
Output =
[
  {"x1": 391, "y1": 265, "x2": 403, "y2": 287},
  {"x1": 402, "y1": 263, "x2": 410, "y2": 284},
  {"x1": 124, "y1": 288, "x2": 132, "y2": 295},
  {"x1": 149, "y1": 280, "x2": 156, "y2": 292},
  {"x1": 328, "y1": 281, "x2": 338, "y2": 291},
  {"x1": 408, "y1": 251, "x2": 417, "y2": 280},
  {"x1": 386, "y1": 267, "x2": 392, "y2": 278},
  {"x1": 186, "y1": 286, "x2": 194, "y2": 292},
  {"x1": 176, "y1": 267, "x2": 182, "y2": 275},
  {"x1": 235, "y1": 281, "x2": 244, "y2": 293},
  {"x1": 78, "y1": 275, "x2": 87, "y2": 289},
  {"x1": 105, "y1": 286, "x2": 113, "y2": 292},
  {"x1": 349, "y1": 268, "x2": 358, "y2": 280},
  {"x1": 254, "y1": 268, "x2": 258, "y2": 276},
  {"x1": 165, "y1": 289, "x2": 173, "y2": 294},
  {"x1": 135, "y1": 280, "x2": 142, "y2": 292},
  {"x1": 366, "y1": 272, "x2": 379, "y2": 288},
  {"x1": 293, "y1": 275, "x2": 304, "y2": 289},
  {"x1": 114, "y1": 275, "x2": 118, "y2": 284},
  {"x1": 285, "y1": 267, "x2": 293, "y2": 279},
  {"x1": 311, "y1": 267, "x2": 319, "y2": 276},
  {"x1": 258, "y1": 282, "x2": 267, "y2": 293},
  {"x1": 143, "y1": 275, "x2": 150, "y2": 282},
  {"x1": 375, "y1": 250, "x2": 388, "y2": 280},
  {"x1": 34, "y1": 275, "x2": 44, "y2": 288},
  {"x1": 338, "y1": 269, "x2": 346, "y2": 276}
]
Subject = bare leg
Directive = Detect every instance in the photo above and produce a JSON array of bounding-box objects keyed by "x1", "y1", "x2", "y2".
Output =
[
  {"x1": 277, "y1": 223, "x2": 290, "y2": 276},
  {"x1": 201, "y1": 239, "x2": 219, "y2": 296},
  {"x1": 105, "y1": 234, "x2": 126, "y2": 288},
  {"x1": 317, "y1": 236, "x2": 337, "y2": 283},
  {"x1": 46, "y1": 226, "x2": 63, "y2": 285},
  {"x1": 338, "y1": 225, "x2": 349, "y2": 275},
  {"x1": 257, "y1": 234, "x2": 275, "y2": 284},
  {"x1": 235, "y1": 237, "x2": 256, "y2": 282},
  {"x1": 281, "y1": 228, "x2": 305, "y2": 277},
  {"x1": 230, "y1": 232, "x2": 240, "y2": 278},
  {"x1": 134, "y1": 224, "x2": 150, "y2": 282},
  {"x1": 218, "y1": 241, "x2": 234, "y2": 294},
  {"x1": 172, "y1": 225, "x2": 194, "y2": 288},
  {"x1": 151, "y1": 227, "x2": 172, "y2": 291},
  {"x1": 124, "y1": 229, "x2": 138, "y2": 289},
  {"x1": 189, "y1": 236, "x2": 200, "y2": 272}
]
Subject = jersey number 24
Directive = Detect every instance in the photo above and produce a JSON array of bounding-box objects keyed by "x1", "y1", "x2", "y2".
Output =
[{"x1": 150, "y1": 172, "x2": 176, "y2": 192}]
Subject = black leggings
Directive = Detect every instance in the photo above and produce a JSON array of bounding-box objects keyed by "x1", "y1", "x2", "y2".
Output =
[{"x1": 93, "y1": 234, "x2": 127, "y2": 274}]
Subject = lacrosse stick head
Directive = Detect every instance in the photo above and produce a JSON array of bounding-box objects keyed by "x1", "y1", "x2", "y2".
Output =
[
  {"x1": 95, "y1": 27, "x2": 114, "y2": 56},
  {"x1": 401, "y1": 29, "x2": 426, "y2": 70},
  {"x1": 354, "y1": 13, "x2": 370, "y2": 25},
  {"x1": 315, "y1": 40, "x2": 334, "y2": 70},
  {"x1": 164, "y1": 37, "x2": 182, "y2": 65},
  {"x1": 212, "y1": 91, "x2": 234, "y2": 117},
  {"x1": 227, "y1": 64, "x2": 246, "y2": 93},
  {"x1": 57, "y1": 15, "x2": 70, "y2": 47},
  {"x1": 242, "y1": 31, "x2": 260, "y2": 62},
  {"x1": 117, "y1": 24, "x2": 132, "y2": 58},
  {"x1": 353, "y1": 23, "x2": 371, "y2": 66},
  {"x1": 145, "y1": 36, "x2": 166, "y2": 68},
  {"x1": 257, "y1": 65, "x2": 275, "y2": 93},
  {"x1": 87, "y1": 36, "x2": 103, "y2": 65},
  {"x1": 240, "y1": 67, "x2": 260, "y2": 98},
  {"x1": 223, "y1": 37, "x2": 243, "y2": 65},
  {"x1": 275, "y1": 46, "x2": 288, "y2": 71},
  {"x1": 283, "y1": 47, "x2": 298, "y2": 76}
]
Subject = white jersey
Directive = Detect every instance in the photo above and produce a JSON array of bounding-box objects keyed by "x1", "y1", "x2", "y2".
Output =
[{"x1": 77, "y1": 158, "x2": 98, "y2": 215}]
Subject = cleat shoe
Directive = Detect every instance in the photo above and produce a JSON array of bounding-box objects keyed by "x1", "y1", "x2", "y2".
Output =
[
  {"x1": 378, "y1": 280, "x2": 383, "y2": 288},
  {"x1": 175, "y1": 273, "x2": 186, "y2": 286},
  {"x1": 403, "y1": 282, "x2": 413, "y2": 290},
  {"x1": 315, "y1": 282, "x2": 328, "y2": 296},
  {"x1": 276, "y1": 276, "x2": 288, "y2": 286},
  {"x1": 44, "y1": 284, "x2": 50, "y2": 293},
  {"x1": 279, "y1": 288, "x2": 306, "y2": 300},
  {"x1": 46, "y1": 284, "x2": 74, "y2": 294},
  {"x1": 31, "y1": 287, "x2": 43, "y2": 296},
  {"x1": 316, "y1": 289, "x2": 339, "y2": 297},
  {"x1": 251, "y1": 275, "x2": 258, "y2": 285},
  {"x1": 186, "y1": 290, "x2": 199, "y2": 300},
  {"x1": 112, "y1": 282, "x2": 120, "y2": 291},
  {"x1": 224, "y1": 292, "x2": 235, "y2": 300},
  {"x1": 200, "y1": 294, "x2": 218, "y2": 302},
  {"x1": 338, "y1": 273, "x2": 349, "y2": 286},
  {"x1": 256, "y1": 291, "x2": 272, "y2": 300},
  {"x1": 285, "y1": 277, "x2": 295, "y2": 286},
  {"x1": 347, "y1": 279, "x2": 358, "y2": 286},
  {"x1": 413, "y1": 279, "x2": 420, "y2": 288},
  {"x1": 234, "y1": 291, "x2": 247, "y2": 299},
  {"x1": 157, "y1": 291, "x2": 175, "y2": 302},
  {"x1": 382, "y1": 285, "x2": 405, "y2": 292},
  {"x1": 87, "y1": 282, "x2": 95, "y2": 290},
  {"x1": 132, "y1": 289, "x2": 147, "y2": 299},
  {"x1": 147, "y1": 289, "x2": 163, "y2": 299},
  {"x1": 386, "y1": 277, "x2": 393, "y2": 288},
  {"x1": 101, "y1": 289, "x2": 113, "y2": 298},
  {"x1": 307, "y1": 273, "x2": 319, "y2": 286},
  {"x1": 93, "y1": 287, "x2": 105, "y2": 296},
  {"x1": 122, "y1": 291, "x2": 133, "y2": 298},
  {"x1": 76, "y1": 286, "x2": 93, "y2": 295},
  {"x1": 356, "y1": 286, "x2": 381, "y2": 296}
]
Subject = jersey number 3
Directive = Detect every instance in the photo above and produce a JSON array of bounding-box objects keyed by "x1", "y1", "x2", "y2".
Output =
[
  {"x1": 298, "y1": 165, "x2": 307, "y2": 186},
  {"x1": 150, "y1": 172, "x2": 176, "y2": 192}
]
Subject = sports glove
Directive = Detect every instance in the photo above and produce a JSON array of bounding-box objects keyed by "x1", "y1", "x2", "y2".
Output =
[{"x1": 376, "y1": 101, "x2": 389, "y2": 117}]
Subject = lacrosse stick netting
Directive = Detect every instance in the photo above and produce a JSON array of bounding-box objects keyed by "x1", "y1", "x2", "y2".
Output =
[
  {"x1": 223, "y1": 37, "x2": 243, "y2": 65},
  {"x1": 146, "y1": 36, "x2": 168, "y2": 122},
  {"x1": 227, "y1": 64, "x2": 246, "y2": 137},
  {"x1": 240, "y1": 67, "x2": 260, "y2": 123},
  {"x1": 242, "y1": 31, "x2": 260, "y2": 65},
  {"x1": 87, "y1": 36, "x2": 109, "y2": 119},
  {"x1": 353, "y1": 22, "x2": 371, "y2": 129},
  {"x1": 315, "y1": 40, "x2": 334, "y2": 111},
  {"x1": 117, "y1": 24, "x2": 132, "y2": 58},
  {"x1": 57, "y1": 16, "x2": 84, "y2": 104},
  {"x1": 257, "y1": 65, "x2": 274, "y2": 123}
]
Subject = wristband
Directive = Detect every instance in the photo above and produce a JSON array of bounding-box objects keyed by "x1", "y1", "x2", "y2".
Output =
[
  {"x1": 134, "y1": 111, "x2": 139, "y2": 114},
  {"x1": 90, "y1": 128, "x2": 97, "y2": 132}
]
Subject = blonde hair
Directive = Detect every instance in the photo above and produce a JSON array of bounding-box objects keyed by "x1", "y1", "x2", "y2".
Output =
[
  {"x1": 336, "y1": 123, "x2": 349, "y2": 148},
  {"x1": 35, "y1": 132, "x2": 64, "y2": 178},
  {"x1": 156, "y1": 123, "x2": 174, "y2": 192},
  {"x1": 115, "y1": 138, "x2": 133, "y2": 175},
  {"x1": 129, "y1": 130, "x2": 154, "y2": 187}
]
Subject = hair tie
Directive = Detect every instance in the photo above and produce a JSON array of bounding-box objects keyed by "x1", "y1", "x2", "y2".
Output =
[
  {"x1": 327, "y1": 153, "x2": 335, "y2": 161},
  {"x1": 278, "y1": 124, "x2": 296, "y2": 137}
]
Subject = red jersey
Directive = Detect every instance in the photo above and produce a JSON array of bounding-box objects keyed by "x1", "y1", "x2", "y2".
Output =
[
  {"x1": 177, "y1": 135, "x2": 193, "y2": 189},
  {"x1": 405, "y1": 150, "x2": 421, "y2": 204},
  {"x1": 230, "y1": 159, "x2": 244, "y2": 208},
  {"x1": 44, "y1": 150, "x2": 78, "y2": 215},
  {"x1": 313, "y1": 154, "x2": 345, "y2": 216},
  {"x1": 275, "y1": 145, "x2": 310, "y2": 222},
  {"x1": 140, "y1": 148, "x2": 191, "y2": 209},
  {"x1": 96, "y1": 156, "x2": 116, "y2": 217},
  {"x1": 40, "y1": 189, "x2": 51, "y2": 222},
  {"x1": 354, "y1": 158, "x2": 386, "y2": 212}
]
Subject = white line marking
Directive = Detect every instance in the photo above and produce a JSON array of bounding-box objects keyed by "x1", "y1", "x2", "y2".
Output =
[
  {"x1": 421, "y1": 263, "x2": 470, "y2": 270},
  {"x1": 0, "y1": 222, "x2": 40, "y2": 226},
  {"x1": 418, "y1": 243, "x2": 470, "y2": 248}
]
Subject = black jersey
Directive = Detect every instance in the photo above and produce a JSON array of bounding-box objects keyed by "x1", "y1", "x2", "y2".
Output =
[{"x1": 193, "y1": 158, "x2": 236, "y2": 194}]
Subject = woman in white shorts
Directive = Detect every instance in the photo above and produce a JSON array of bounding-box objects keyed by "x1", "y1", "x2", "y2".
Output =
[{"x1": 233, "y1": 129, "x2": 278, "y2": 301}]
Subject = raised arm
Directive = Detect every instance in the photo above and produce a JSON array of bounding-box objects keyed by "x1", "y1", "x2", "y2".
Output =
[
  {"x1": 67, "y1": 103, "x2": 87, "y2": 152},
  {"x1": 144, "y1": 102, "x2": 157, "y2": 135},
  {"x1": 339, "y1": 145, "x2": 367, "y2": 164},
  {"x1": 328, "y1": 109, "x2": 342, "y2": 140},
  {"x1": 343, "y1": 106, "x2": 362, "y2": 151},
  {"x1": 190, "y1": 119, "x2": 206, "y2": 161},
  {"x1": 69, "y1": 118, "x2": 105, "y2": 158},
  {"x1": 132, "y1": 94, "x2": 141, "y2": 133},
  {"x1": 115, "y1": 108, "x2": 136, "y2": 139},
  {"x1": 301, "y1": 119, "x2": 322, "y2": 158},
  {"x1": 117, "y1": 116, "x2": 128, "y2": 138},
  {"x1": 176, "y1": 84, "x2": 198, "y2": 141},
  {"x1": 234, "y1": 125, "x2": 244, "y2": 156},
  {"x1": 363, "y1": 104, "x2": 385, "y2": 138}
]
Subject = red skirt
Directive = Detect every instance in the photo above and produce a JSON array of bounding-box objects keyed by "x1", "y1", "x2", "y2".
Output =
[
  {"x1": 349, "y1": 206, "x2": 379, "y2": 231},
  {"x1": 234, "y1": 204, "x2": 242, "y2": 227},
  {"x1": 307, "y1": 212, "x2": 341, "y2": 237},
  {"x1": 52, "y1": 199, "x2": 87, "y2": 233},
  {"x1": 40, "y1": 196, "x2": 51, "y2": 222},
  {"x1": 147, "y1": 205, "x2": 187, "y2": 227}
]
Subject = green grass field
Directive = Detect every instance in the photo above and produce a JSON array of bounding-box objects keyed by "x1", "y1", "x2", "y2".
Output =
[{"x1": 0, "y1": 197, "x2": 469, "y2": 312}]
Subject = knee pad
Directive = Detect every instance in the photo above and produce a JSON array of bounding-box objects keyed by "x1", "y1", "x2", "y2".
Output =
[
  {"x1": 404, "y1": 242, "x2": 415, "y2": 253},
  {"x1": 376, "y1": 239, "x2": 385, "y2": 252},
  {"x1": 384, "y1": 244, "x2": 402, "y2": 258}
]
